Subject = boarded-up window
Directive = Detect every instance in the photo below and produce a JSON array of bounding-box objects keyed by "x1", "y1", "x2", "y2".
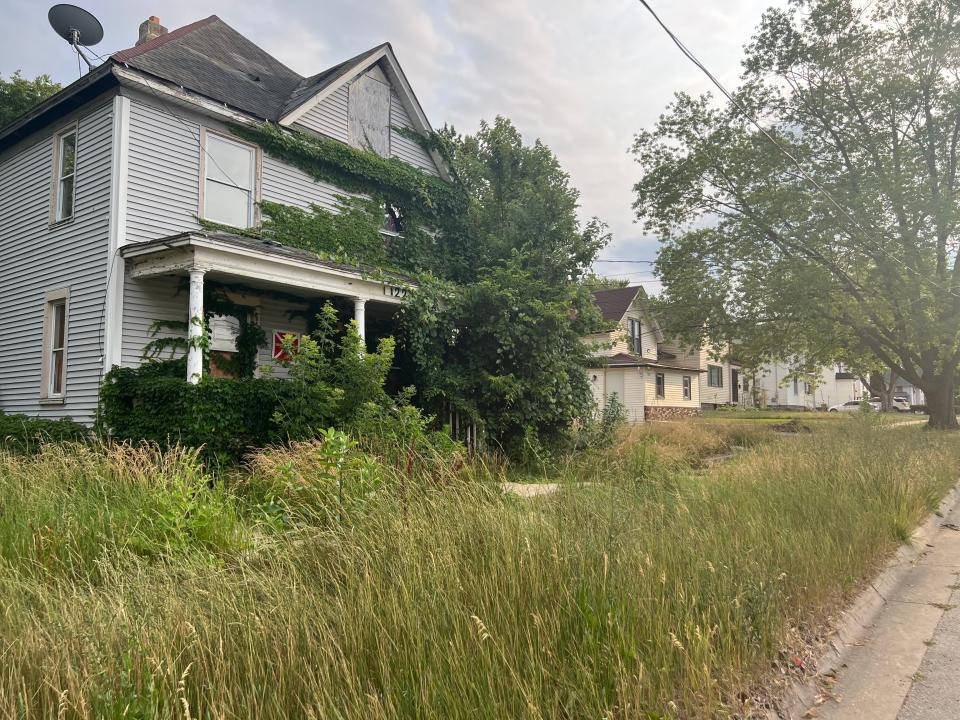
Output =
[{"x1": 349, "y1": 74, "x2": 390, "y2": 157}]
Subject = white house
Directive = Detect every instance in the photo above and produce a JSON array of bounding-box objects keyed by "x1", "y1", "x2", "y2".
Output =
[
  {"x1": 0, "y1": 15, "x2": 447, "y2": 423},
  {"x1": 750, "y1": 361, "x2": 865, "y2": 409},
  {"x1": 584, "y1": 286, "x2": 703, "y2": 422}
]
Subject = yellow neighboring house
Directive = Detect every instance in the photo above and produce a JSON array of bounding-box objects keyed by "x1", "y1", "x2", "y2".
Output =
[{"x1": 584, "y1": 286, "x2": 703, "y2": 422}]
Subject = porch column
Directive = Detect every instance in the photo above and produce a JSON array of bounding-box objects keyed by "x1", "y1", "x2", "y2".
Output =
[
  {"x1": 187, "y1": 268, "x2": 205, "y2": 384},
  {"x1": 353, "y1": 297, "x2": 367, "y2": 343}
]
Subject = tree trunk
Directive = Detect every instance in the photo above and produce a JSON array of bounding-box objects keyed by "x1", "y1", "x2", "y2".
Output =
[{"x1": 925, "y1": 376, "x2": 958, "y2": 430}]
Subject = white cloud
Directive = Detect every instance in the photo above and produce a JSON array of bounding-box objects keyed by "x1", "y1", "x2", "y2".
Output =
[{"x1": 4, "y1": 0, "x2": 785, "y2": 284}]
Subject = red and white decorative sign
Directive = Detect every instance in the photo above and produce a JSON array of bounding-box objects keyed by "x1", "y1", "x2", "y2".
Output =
[{"x1": 272, "y1": 330, "x2": 300, "y2": 361}]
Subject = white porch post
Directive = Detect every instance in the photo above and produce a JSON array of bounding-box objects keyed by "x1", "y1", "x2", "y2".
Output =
[
  {"x1": 353, "y1": 296, "x2": 367, "y2": 344},
  {"x1": 187, "y1": 268, "x2": 206, "y2": 384}
]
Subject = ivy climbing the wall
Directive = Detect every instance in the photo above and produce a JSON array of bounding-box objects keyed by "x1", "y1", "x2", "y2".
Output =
[{"x1": 141, "y1": 282, "x2": 269, "y2": 378}]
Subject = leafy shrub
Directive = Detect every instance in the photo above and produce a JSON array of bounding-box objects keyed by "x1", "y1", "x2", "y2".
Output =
[
  {"x1": 99, "y1": 304, "x2": 400, "y2": 464},
  {"x1": 272, "y1": 303, "x2": 394, "y2": 439},
  {"x1": 99, "y1": 360, "x2": 295, "y2": 465},
  {"x1": 0, "y1": 411, "x2": 88, "y2": 453},
  {"x1": 349, "y1": 391, "x2": 467, "y2": 482},
  {"x1": 244, "y1": 429, "x2": 383, "y2": 527}
]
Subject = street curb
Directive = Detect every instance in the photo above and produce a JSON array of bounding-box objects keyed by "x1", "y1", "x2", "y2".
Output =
[{"x1": 768, "y1": 482, "x2": 960, "y2": 720}]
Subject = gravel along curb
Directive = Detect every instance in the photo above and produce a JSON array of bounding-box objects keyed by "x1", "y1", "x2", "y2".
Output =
[{"x1": 767, "y1": 482, "x2": 960, "y2": 720}]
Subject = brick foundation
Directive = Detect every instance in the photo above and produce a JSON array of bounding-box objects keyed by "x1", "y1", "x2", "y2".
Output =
[{"x1": 644, "y1": 406, "x2": 703, "y2": 421}]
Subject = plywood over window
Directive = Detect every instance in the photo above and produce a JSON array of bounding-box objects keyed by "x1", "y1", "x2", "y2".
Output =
[{"x1": 349, "y1": 73, "x2": 391, "y2": 157}]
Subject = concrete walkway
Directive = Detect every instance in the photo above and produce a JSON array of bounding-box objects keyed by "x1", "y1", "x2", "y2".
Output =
[{"x1": 811, "y1": 502, "x2": 960, "y2": 720}]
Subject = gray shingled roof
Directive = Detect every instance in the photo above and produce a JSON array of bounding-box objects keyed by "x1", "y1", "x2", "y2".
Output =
[
  {"x1": 281, "y1": 44, "x2": 389, "y2": 118},
  {"x1": 591, "y1": 286, "x2": 643, "y2": 323},
  {"x1": 111, "y1": 16, "x2": 385, "y2": 122}
]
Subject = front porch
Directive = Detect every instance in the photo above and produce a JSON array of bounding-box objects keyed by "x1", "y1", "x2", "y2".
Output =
[{"x1": 119, "y1": 231, "x2": 412, "y2": 381}]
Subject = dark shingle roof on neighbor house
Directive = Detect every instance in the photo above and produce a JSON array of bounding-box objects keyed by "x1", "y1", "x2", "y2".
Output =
[
  {"x1": 591, "y1": 286, "x2": 642, "y2": 323},
  {"x1": 111, "y1": 15, "x2": 386, "y2": 122}
]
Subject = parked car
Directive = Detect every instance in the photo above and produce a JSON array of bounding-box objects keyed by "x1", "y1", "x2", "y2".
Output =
[
  {"x1": 890, "y1": 396, "x2": 911, "y2": 412},
  {"x1": 828, "y1": 399, "x2": 881, "y2": 412}
]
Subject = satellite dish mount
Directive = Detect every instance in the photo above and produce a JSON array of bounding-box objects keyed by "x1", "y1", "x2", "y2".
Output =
[{"x1": 48, "y1": 4, "x2": 104, "y2": 71}]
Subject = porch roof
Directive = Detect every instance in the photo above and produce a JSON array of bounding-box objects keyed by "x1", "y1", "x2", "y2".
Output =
[
  {"x1": 594, "y1": 353, "x2": 707, "y2": 372},
  {"x1": 120, "y1": 231, "x2": 414, "y2": 304}
]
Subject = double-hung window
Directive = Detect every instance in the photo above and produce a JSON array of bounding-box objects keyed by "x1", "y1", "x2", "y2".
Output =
[
  {"x1": 655, "y1": 372, "x2": 665, "y2": 399},
  {"x1": 683, "y1": 375, "x2": 692, "y2": 400},
  {"x1": 628, "y1": 318, "x2": 642, "y2": 354},
  {"x1": 202, "y1": 131, "x2": 258, "y2": 228},
  {"x1": 708, "y1": 364, "x2": 723, "y2": 387},
  {"x1": 42, "y1": 289, "x2": 69, "y2": 400},
  {"x1": 52, "y1": 127, "x2": 77, "y2": 223}
]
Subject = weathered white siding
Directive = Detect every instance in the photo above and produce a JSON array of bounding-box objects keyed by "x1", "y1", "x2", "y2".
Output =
[
  {"x1": 125, "y1": 97, "x2": 201, "y2": 244},
  {"x1": 120, "y1": 272, "x2": 188, "y2": 367},
  {"x1": 0, "y1": 99, "x2": 114, "y2": 423},
  {"x1": 587, "y1": 367, "x2": 645, "y2": 423},
  {"x1": 389, "y1": 91, "x2": 439, "y2": 175},
  {"x1": 294, "y1": 85, "x2": 350, "y2": 143}
]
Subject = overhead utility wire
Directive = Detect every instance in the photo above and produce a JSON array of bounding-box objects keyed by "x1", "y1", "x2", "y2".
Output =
[{"x1": 634, "y1": 0, "x2": 960, "y2": 302}]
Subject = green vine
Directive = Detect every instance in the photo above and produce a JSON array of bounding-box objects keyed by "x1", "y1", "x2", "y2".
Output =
[
  {"x1": 142, "y1": 283, "x2": 269, "y2": 378},
  {"x1": 230, "y1": 123, "x2": 465, "y2": 221}
]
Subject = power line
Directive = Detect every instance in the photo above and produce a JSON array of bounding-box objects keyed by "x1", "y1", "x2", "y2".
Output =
[
  {"x1": 634, "y1": 0, "x2": 960, "y2": 303},
  {"x1": 594, "y1": 258, "x2": 657, "y2": 264}
]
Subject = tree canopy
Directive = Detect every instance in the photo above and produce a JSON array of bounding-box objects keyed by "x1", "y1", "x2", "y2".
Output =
[
  {"x1": 633, "y1": 0, "x2": 960, "y2": 428},
  {"x1": 0, "y1": 71, "x2": 61, "y2": 129},
  {"x1": 401, "y1": 118, "x2": 609, "y2": 457}
]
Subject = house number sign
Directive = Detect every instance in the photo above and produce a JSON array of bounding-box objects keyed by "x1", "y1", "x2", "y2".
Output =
[{"x1": 383, "y1": 284, "x2": 408, "y2": 299}]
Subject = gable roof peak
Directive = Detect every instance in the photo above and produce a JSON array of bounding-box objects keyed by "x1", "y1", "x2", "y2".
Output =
[{"x1": 591, "y1": 285, "x2": 646, "y2": 322}]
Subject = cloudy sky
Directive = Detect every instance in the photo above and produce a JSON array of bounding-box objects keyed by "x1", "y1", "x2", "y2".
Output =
[{"x1": 4, "y1": 0, "x2": 785, "y2": 286}]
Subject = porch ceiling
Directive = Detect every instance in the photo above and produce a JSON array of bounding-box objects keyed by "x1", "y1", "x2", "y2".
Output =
[{"x1": 120, "y1": 231, "x2": 413, "y2": 305}]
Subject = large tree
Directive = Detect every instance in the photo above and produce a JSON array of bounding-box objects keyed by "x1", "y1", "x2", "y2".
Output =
[
  {"x1": 0, "y1": 71, "x2": 60, "y2": 129},
  {"x1": 401, "y1": 118, "x2": 608, "y2": 456},
  {"x1": 633, "y1": 0, "x2": 960, "y2": 428}
]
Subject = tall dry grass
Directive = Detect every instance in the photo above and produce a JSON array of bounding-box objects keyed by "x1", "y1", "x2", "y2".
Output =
[{"x1": 0, "y1": 420, "x2": 955, "y2": 718}]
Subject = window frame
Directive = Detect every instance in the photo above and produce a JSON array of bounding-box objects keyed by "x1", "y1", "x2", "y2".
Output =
[
  {"x1": 707, "y1": 364, "x2": 723, "y2": 388},
  {"x1": 199, "y1": 128, "x2": 262, "y2": 228},
  {"x1": 49, "y1": 123, "x2": 79, "y2": 225},
  {"x1": 627, "y1": 318, "x2": 642, "y2": 354},
  {"x1": 655, "y1": 372, "x2": 665, "y2": 399},
  {"x1": 682, "y1": 375, "x2": 692, "y2": 400},
  {"x1": 40, "y1": 288, "x2": 70, "y2": 402}
]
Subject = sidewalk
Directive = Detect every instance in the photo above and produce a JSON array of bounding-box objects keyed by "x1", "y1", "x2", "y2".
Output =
[{"x1": 808, "y1": 499, "x2": 960, "y2": 720}]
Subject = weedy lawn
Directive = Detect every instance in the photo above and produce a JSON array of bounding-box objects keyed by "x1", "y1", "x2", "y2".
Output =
[{"x1": 0, "y1": 418, "x2": 956, "y2": 718}]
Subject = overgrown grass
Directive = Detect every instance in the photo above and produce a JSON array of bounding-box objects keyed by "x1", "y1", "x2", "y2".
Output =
[{"x1": 0, "y1": 420, "x2": 956, "y2": 718}]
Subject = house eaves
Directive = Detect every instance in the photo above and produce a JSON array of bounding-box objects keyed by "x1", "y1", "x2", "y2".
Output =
[{"x1": 0, "y1": 62, "x2": 117, "y2": 154}]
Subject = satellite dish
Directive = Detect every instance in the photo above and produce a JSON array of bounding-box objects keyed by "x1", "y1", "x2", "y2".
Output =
[
  {"x1": 48, "y1": 4, "x2": 104, "y2": 46},
  {"x1": 49, "y1": 4, "x2": 104, "y2": 72}
]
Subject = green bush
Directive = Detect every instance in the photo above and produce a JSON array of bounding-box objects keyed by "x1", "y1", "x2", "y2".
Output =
[
  {"x1": 99, "y1": 304, "x2": 401, "y2": 464},
  {"x1": 0, "y1": 411, "x2": 88, "y2": 452},
  {"x1": 99, "y1": 360, "x2": 294, "y2": 464}
]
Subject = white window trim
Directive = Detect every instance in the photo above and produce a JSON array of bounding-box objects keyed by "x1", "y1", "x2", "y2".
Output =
[
  {"x1": 198, "y1": 127, "x2": 262, "y2": 228},
  {"x1": 683, "y1": 375, "x2": 692, "y2": 400},
  {"x1": 40, "y1": 288, "x2": 70, "y2": 402},
  {"x1": 49, "y1": 122, "x2": 79, "y2": 226}
]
